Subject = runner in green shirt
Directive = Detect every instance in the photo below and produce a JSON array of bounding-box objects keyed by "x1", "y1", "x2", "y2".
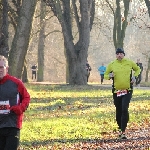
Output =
[{"x1": 104, "y1": 48, "x2": 140, "y2": 139}]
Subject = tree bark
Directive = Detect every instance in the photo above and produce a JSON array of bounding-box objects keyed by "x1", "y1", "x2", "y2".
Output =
[
  {"x1": 144, "y1": 0, "x2": 150, "y2": 17},
  {"x1": 144, "y1": 0, "x2": 150, "y2": 82},
  {"x1": 37, "y1": 1, "x2": 46, "y2": 82},
  {"x1": 22, "y1": 59, "x2": 28, "y2": 82},
  {"x1": 0, "y1": 0, "x2": 9, "y2": 58},
  {"x1": 113, "y1": 0, "x2": 130, "y2": 49},
  {"x1": 8, "y1": 0, "x2": 37, "y2": 79},
  {"x1": 145, "y1": 57, "x2": 150, "y2": 82},
  {"x1": 43, "y1": 0, "x2": 95, "y2": 85}
]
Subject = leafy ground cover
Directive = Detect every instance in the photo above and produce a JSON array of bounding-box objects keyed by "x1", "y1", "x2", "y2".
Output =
[{"x1": 18, "y1": 83, "x2": 150, "y2": 150}]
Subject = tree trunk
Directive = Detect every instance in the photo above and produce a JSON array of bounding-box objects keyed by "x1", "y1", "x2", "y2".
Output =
[
  {"x1": 62, "y1": 0, "x2": 91, "y2": 85},
  {"x1": 43, "y1": 0, "x2": 95, "y2": 85},
  {"x1": 144, "y1": 0, "x2": 150, "y2": 17},
  {"x1": 145, "y1": 69, "x2": 149, "y2": 82},
  {"x1": 144, "y1": 0, "x2": 150, "y2": 82},
  {"x1": 64, "y1": 47, "x2": 69, "y2": 83},
  {"x1": 0, "y1": 0, "x2": 2, "y2": 49},
  {"x1": 8, "y1": 0, "x2": 37, "y2": 79},
  {"x1": 145, "y1": 57, "x2": 150, "y2": 82},
  {"x1": 22, "y1": 59, "x2": 28, "y2": 83},
  {"x1": 37, "y1": 1, "x2": 46, "y2": 82},
  {"x1": 113, "y1": 0, "x2": 130, "y2": 49},
  {"x1": 0, "y1": 0, "x2": 9, "y2": 58}
]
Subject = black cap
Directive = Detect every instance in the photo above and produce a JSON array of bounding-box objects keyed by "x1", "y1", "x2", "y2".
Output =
[{"x1": 116, "y1": 48, "x2": 125, "y2": 55}]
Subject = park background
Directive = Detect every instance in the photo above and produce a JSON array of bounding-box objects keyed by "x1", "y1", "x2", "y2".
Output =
[
  {"x1": 6, "y1": 0, "x2": 150, "y2": 84},
  {"x1": 1, "y1": 1, "x2": 150, "y2": 149}
]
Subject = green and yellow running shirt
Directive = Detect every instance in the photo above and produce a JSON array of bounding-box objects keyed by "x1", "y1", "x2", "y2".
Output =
[{"x1": 104, "y1": 58, "x2": 141, "y2": 91}]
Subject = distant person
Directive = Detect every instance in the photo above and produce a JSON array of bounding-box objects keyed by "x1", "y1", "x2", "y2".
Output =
[
  {"x1": 104, "y1": 48, "x2": 140, "y2": 139},
  {"x1": 136, "y1": 59, "x2": 143, "y2": 87},
  {"x1": 98, "y1": 63, "x2": 106, "y2": 84},
  {"x1": 31, "y1": 64, "x2": 37, "y2": 80},
  {"x1": 86, "y1": 61, "x2": 92, "y2": 82},
  {"x1": 0, "y1": 55, "x2": 30, "y2": 150}
]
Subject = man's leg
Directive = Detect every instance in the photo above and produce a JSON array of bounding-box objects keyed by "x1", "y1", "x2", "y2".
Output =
[
  {"x1": 87, "y1": 72, "x2": 90, "y2": 82},
  {"x1": 35, "y1": 72, "x2": 37, "y2": 79},
  {"x1": 101, "y1": 74, "x2": 104, "y2": 84},
  {"x1": 5, "y1": 128, "x2": 20, "y2": 150},
  {"x1": 137, "y1": 74, "x2": 142, "y2": 84},
  {"x1": 32, "y1": 73, "x2": 33, "y2": 79},
  {"x1": 0, "y1": 128, "x2": 6, "y2": 150},
  {"x1": 121, "y1": 91, "x2": 132, "y2": 132},
  {"x1": 113, "y1": 94, "x2": 122, "y2": 130},
  {"x1": 136, "y1": 76, "x2": 139, "y2": 85}
]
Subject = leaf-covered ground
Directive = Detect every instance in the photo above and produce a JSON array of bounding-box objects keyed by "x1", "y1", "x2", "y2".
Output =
[
  {"x1": 67, "y1": 128, "x2": 150, "y2": 150},
  {"x1": 18, "y1": 83, "x2": 150, "y2": 150},
  {"x1": 46, "y1": 129, "x2": 150, "y2": 149},
  {"x1": 19, "y1": 125, "x2": 150, "y2": 150}
]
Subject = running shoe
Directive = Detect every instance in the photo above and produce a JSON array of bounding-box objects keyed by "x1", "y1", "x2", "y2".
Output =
[{"x1": 119, "y1": 133, "x2": 127, "y2": 139}]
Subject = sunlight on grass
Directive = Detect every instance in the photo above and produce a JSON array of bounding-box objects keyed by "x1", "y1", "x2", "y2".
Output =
[{"x1": 20, "y1": 84, "x2": 150, "y2": 149}]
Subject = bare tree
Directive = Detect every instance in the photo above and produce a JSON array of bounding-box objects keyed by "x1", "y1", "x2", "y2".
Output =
[
  {"x1": 144, "y1": 0, "x2": 150, "y2": 17},
  {"x1": 8, "y1": 0, "x2": 37, "y2": 79},
  {"x1": 37, "y1": 1, "x2": 46, "y2": 82},
  {"x1": 98, "y1": 0, "x2": 130, "y2": 50},
  {"x1": 0, "y1": 0, "x2": 9, "y2": 58},
  {"x1": 143, "y1": 0, "x2": 150, "y2": 81},
  {"x1": 113, "y1": 0, "x2": 130, "y2": 49},
  {"x1": 130, "y1": 1, "x2": 150, "y2": 82},
  {"x1": 8, "y1": 0, "x2": 21, "y2": 31},
  {"x1": 43, "y1": 0, "x2": 95, "y2": 85}
]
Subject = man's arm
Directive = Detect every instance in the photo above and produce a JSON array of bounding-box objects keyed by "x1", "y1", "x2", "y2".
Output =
[
  {"x1": 104, "y1": 66, "x2": 106, "y2": 72},
  {"x1": 104, "y1": 64, "x2": 112, "y2": 80},
  {"x1": 10, "y1": 80, "x2": 30, "y2": 115},
  {"x1": 132, "y1": 61, "x2": 141, "y2": 77},
  {"x1": 141, "y1": 63, "x2": 143, "y2": 72}
]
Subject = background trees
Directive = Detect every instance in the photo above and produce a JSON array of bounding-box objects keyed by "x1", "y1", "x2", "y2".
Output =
[
  {"x1": 8, "y1": 0, "x2": 37, "y2": 79},
  {"x1": 37, "y1": 0, "x2": 46, "y2": 82},
  {"x1": 43, "y1": 0, "x2": 95, "y2": 85},
  {"x1": 0, "y1": 0, "x2": 9, "y2": 58},
  {"x1": 0, "y1": 0, "x2": 150, "y2": 84},
  {"x1": 113, "y1": 0, "x2": 130, "y2": 49}
]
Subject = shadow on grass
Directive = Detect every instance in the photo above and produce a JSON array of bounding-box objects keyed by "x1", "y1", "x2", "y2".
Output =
[
  {"x1": 29, "y1": 96, "x2": 113, "y2": 115},
  {"x1": 21, "y1": 84, "x2": 150, "y2": 149},
  {"x1": 20, "y1": 136, "x2": 150, "y2": 149},
  {"x1": 30, "y1": 93, "x2": 150, "y2": 114},
  {"x1": 26, "y1": 83, "x2": 112, "y2": 92}
]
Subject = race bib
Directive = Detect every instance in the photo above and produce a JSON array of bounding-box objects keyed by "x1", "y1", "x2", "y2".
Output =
[
  {"x1": 0, "y1": 100, "x2": 10, "y2": 114},
  {"x1": 117, "y1": 90, "x2": 127, "y2": 97},
  {"x1": 32, "y1": 69, "x2": 37, "y2": 71}
]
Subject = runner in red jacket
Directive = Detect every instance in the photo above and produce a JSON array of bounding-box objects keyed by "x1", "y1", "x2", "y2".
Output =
[{"x1": 0, "y1": 55, "x2": 30, "y2": 150}]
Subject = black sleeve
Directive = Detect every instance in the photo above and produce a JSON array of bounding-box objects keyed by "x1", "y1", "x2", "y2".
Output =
[{"x1": 141, "y1": 63, "x2": 143, "y2": 72}]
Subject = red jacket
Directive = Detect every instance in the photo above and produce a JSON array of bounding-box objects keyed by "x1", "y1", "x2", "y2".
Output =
[{"x1": 0, "y1": 74, "x2": 30, "y2": 129}]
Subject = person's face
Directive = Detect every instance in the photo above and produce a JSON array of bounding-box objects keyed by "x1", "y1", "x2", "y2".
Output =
[
  {"x1": 0, "y1": 60, "x2": 8, "y2": 79},
  {"x1": 137, "y1": 59, "x2": 140, "y2": 63},
  {"x1": 116, "y1": 53, "x2": 124, "y2": 61}
]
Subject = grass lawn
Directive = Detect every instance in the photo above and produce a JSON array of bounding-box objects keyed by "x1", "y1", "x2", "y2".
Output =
[{"x1": 19, "y1": 83, "x2": 150, "y2": 149}]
